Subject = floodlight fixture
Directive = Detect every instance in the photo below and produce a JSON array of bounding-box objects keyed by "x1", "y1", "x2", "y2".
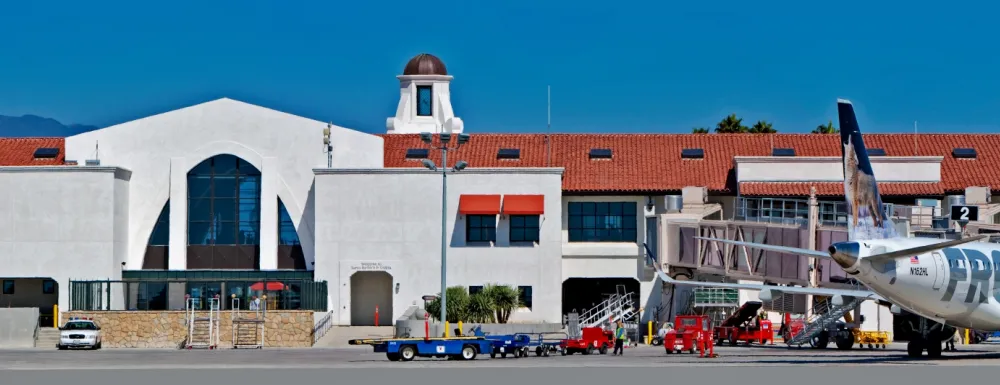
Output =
[
  {"x1": 440, "y1": 133, "x2": 452, "y2": 144},
  {"x1": 420, "y1": 132, "x2": 433, "y2": 144},
  {"x1": 454, "y1": 161, "x2": 468, "y2": 171},
  {"x1": 457, "y1": 133, "x2": 470, "y2": 145},
  {"x1": 421, "y1": 159, "x2": 437, "y2": 171}
]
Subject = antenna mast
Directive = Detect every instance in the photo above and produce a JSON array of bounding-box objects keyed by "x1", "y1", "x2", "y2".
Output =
[{"x1": 914, "y1": 121, "x2": 918, "y2": 156}]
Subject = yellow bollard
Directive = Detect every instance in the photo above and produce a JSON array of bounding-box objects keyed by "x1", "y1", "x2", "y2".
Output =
[
  {"x1": 647, "y1": 321, "x2": 653, "y2": 344},
  {"x1": 53, "y1": 305, "x2": 58, "y2": 328},
  {"x1": 965, "y1": 328, "x2": 970, "y2": 345},
  {"x1": 458, "y1": 321, "x2": 463, "y2": 336},
  {"x1": 444, "y1": 321, "x2": 450, "y2": 338}
]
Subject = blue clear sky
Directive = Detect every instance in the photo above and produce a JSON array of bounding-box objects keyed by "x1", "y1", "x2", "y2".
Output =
[{"x1": 1, "y1": 0, "x2": 998, "y2": 134}]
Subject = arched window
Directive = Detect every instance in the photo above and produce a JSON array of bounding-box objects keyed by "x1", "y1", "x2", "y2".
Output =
[
  {"x1": 187, "y1": 155, "x2": 261, "y2": 269},
  {"x1": 142, "y1": 202, "x2": 170, "y2": 269},
  {"x1": 277, "y1": 199, "x2": 307, "y2": 270}
]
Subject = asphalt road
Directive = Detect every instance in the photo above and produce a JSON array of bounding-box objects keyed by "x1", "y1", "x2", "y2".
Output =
[{"x1": 3, "y1": 343, "x2": 1000, "y2": 385}]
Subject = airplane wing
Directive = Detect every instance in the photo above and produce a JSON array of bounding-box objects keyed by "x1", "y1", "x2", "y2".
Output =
[
  {"x1": 654, "y1": 270, "x2": 885, "y2": 301},
  {"x1": 694, "y1": 236, "x2": 832, "y2": 260}
]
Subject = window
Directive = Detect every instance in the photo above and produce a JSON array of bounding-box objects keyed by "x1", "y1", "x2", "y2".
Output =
[
  {"x1": 567, "y1": 202, "x2": 637, "y2": 242},
  {"x1": 509, "y1": 215, "x2": 540, "y2": 242},
  {"x1": 469, "y1": 285, "x2": 484, "y2": 295},
  {"x1": 518, "y1": 286, "x2": 533, "y2": 309},
  {"x1": 2, "y1": 280, "x2": 13, "y2": 294},
  {"x1": 42, "y1": 280, "x2": 55, "y2": 294},
  {"x1": 148, "y1": 203, "x2": 169, "y2": 246},
  {"x1": 278, "y1": 200, "x2": 300, "y2": 245},
  {"x1": 187, "y1": 155, "x2": 261, "y2": 246},
  {"x1": 466, "y1": 215, "x2": 497, "y2": 242},
  {"x1": 417, "y1": 85, "x2": 433, "y2": 116}
]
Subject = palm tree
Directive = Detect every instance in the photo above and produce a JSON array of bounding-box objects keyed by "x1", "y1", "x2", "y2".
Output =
[
  {"x1": 692, "y1": 127, "x2": 710, "y2": 134},
  {"x1": 812, "y1": 120, "x2": 838, "y2": 134},
  {"x1": 715, "y1": 113, "x2": 748, "y2": 133},
  {"x1": 483, "y1": 283, "x2": 520, "y2": 324},
  {"x1": 749, "y1": 120, "x2": 777, "y2": 133},
  {"x1": 423, "y1": 286, "x2": 470, "y2": 323}
]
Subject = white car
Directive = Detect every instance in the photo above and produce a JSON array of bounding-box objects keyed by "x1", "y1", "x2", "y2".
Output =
[{"x1": 57, "y1": 317, "x2": 102, "y2": 350}]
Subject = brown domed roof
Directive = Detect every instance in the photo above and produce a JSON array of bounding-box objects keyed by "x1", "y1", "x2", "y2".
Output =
[{"x1": 403, "y1": 53, "x2": 448, "y2": 75}]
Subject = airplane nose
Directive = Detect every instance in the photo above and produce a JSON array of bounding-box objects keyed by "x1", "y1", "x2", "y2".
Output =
[{"x1": 828, "y1": 242, "x2": 860, "y2": 269}]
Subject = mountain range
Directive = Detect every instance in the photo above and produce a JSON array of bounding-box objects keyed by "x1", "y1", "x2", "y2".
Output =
[{"x1": 0, "y1": 114, "x2": 99, "y2": 137}]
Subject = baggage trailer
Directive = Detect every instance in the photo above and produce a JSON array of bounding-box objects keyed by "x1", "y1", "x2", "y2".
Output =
[
  {"x1": 485, "y1": 333, "x2": 531, "y2": 358},
  {"x1": 560, "y1": 327, "x2": 614, "y2": 355},
  {"x1": 349, "y1": 336, "x2": 493, "y2": 361},
  {"x1": 713, "y1": 301, "x2": 772, "y2": 346},
  {"x1": 525, "y1": 332, "x2": 568, "y2": 357}
]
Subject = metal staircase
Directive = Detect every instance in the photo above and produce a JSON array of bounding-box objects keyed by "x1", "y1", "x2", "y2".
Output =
[
  {"x1": 185, "y1": 295, "x2": 220, "y2": 350},
  {"x1": 231, "y1": 296, "x2": 265, "y2": 349},
  {"x1": 785, "y1": 296, "x2": 863, "y2": 347},
  {"x1": 579, "y1": 284, "x2": 638, "y2": 330}
]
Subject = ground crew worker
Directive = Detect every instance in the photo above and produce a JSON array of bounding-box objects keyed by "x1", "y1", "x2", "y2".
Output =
[
  {"x1": 613, "y1": 321, "x2": 626, "y2": 355},
  {"x1": 945, "y1": 327, "x2": 959, "y2": 351}
]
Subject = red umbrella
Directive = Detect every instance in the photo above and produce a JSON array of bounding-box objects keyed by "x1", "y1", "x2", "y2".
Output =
[{"x1": 250, "y1": 281, "x2": 284, "y2": 291}]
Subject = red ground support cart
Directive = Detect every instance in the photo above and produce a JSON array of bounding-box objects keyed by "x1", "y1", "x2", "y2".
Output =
[
  {"x1": 713, "y1": 301, "x2": 773, "y2": 346},
  {"x1": 664, "y1": 315, "x2": 710, "y2": 354},
  {"x1": 560, "y1": 327, "x2": 614, "y2": 355}
]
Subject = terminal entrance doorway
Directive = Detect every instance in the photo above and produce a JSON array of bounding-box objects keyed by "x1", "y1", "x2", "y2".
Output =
[
  {"x1": 561, "y1": 278, "x2": 639, "y2": 318},
  {"x1": 350, "y1": 271, "x2": 393, "y2": 326}
]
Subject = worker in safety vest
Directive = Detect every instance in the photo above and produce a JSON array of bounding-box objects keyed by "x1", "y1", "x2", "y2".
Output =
[{"x1": 613, "y1": 320, "x2": 626, "y2": 355}]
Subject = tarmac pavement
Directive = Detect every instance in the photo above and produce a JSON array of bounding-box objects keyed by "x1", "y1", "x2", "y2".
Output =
[{"x1": 3, "y1": 343, "x2": 1000, "y2": 385}]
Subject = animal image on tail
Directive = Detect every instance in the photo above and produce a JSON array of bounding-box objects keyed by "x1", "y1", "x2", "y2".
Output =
[{"x1": 837, "y1": 99, "x2": 898, "y2": 242}]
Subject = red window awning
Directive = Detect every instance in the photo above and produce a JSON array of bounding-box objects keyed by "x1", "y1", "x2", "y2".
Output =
[
  {"x1": 458, "y1": 194, "x2": 502, "y2": 215},
  {"x1": 502, "y1": 194, "x2": 545, "y2": 215}
]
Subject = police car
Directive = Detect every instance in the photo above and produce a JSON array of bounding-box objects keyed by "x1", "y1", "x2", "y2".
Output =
[{"x1": 57, "y1": 317, "x2": 103, "y2": 350}]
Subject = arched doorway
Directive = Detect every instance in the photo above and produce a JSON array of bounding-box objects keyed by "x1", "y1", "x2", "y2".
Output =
[{"x1": 350, "y1": 271, "x2": 393, "y2": 326}]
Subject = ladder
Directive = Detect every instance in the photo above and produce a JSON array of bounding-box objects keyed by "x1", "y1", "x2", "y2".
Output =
[
  {"x1": 578, "y1": 284, "x2": 638, "y2": 330},
  {"x1": 785, "y1": 296, "x2": 863, "y2": 347},
  {"x1": 185, "y1": 295, "x2": 220, "y2": 349},
  {"x1": 231, "y1": 296, "x2": 265, "y2": 349}
]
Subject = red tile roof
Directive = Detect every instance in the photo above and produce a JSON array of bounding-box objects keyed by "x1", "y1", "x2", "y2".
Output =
[
  {"x1": 0, "y1": 138, "x2": 65, "y2": 166},
  {"x1": 382, "y1": 133, "x2": 1000, "y2": 196}
]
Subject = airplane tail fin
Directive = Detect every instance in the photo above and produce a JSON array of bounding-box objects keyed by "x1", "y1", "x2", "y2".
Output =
[{"x1": 838, "y1": 99, "x2": 899, "y2": 241}]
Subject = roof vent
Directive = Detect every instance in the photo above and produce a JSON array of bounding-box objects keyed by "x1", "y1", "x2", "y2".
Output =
[
  {"x1": 497, "y1": 148, "x2": 520, "y2": 160},
  {"x1": 405, "y1": 148, "x2": 429, "y2": 159},
  {"x1": 681, "y1": 148, "x2": 704, "y2": 159},
  {"x1": 952, "y1": 148, "x2": 977, "y2": 159},
  {"x1": 33, "y1": 147, "x2": 59, "y2": 159},
  {"x1": 771, "y1": 148, "x2": 795, "y2": 157},
  {"x1": 589, "y1": 148, "x2": 612, "y2": 159},
  {"x1": 85, "y1": 159, "x2": 100, "y2": 166},
  {"x1": 867, "y1": 148, "x2": 886, "y2": 156}
]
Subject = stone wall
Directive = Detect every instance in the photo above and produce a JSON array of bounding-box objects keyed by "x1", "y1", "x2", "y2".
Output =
[{"x1": 62, "y1": 310, "x2": 314, "y2": 348}]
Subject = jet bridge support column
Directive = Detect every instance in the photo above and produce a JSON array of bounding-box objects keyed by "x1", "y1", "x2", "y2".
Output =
[{"x1": 806, "y1": 187, "x2": 819, "y2": 319}]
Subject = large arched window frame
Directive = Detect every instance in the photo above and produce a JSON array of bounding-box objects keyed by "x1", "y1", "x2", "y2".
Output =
[{"x1": 186, "y1": 154, "x2": 261, "y2": 269}]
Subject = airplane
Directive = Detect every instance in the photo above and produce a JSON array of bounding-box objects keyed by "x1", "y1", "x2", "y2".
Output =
[{"x1": 653, "y1": 98, "x2": 997, "y2": 358}]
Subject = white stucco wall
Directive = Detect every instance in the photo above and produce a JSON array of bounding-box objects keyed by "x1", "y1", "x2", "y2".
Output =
[
  {"x1": 63, "y1": 98, "x2": 383, "y2": 271},
  {"x1": 0, "y1": 166, "x2": 131, "y2": 312},
  {"x1": 313, "y1": 167, "x2": 564, "y2": 325},
  {"x1": 735, "y1": 156, "x2": 943, "y2": 183}
]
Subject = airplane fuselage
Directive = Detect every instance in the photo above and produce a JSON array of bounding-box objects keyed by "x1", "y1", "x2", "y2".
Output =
[{"x1": 848, "y1": 237, "x2": 1000, "y2": 330}]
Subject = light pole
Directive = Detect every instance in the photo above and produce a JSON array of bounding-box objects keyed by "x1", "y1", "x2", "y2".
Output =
[{"x1": 420, "y1": 131, "x2": 470, "y2": 328}]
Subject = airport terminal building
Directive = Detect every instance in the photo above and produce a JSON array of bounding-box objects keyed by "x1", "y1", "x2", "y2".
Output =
[{"x1": 4, "y1": 53, "x2": 1000, "y2": 335}]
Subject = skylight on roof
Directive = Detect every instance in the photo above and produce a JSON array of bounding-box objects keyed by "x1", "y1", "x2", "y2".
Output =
[
  {"x1": 405, "y1": 148, "x2": 429, "y2": 159},
  {"x1": 771, "y1": 148, "x2": 795, "y2": 157},
  {"x1": 867, "y1": 148, "x2": 886, "y2": 156},
  {"x1": 953, "y1": 148, "x2": 977, "y2": 159},
  {"x1": 497, "y1": 148, "x2": 520, "y2": 159},
  {"x1": 589, "y1": 148, "x2": 612, "y2": 159},
  {"x1": 681, "y1": 148, "x2": 704, "y2": 159},
  {"x1": 33, "y1": 147, "x2": 59, "y2": 159}
]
